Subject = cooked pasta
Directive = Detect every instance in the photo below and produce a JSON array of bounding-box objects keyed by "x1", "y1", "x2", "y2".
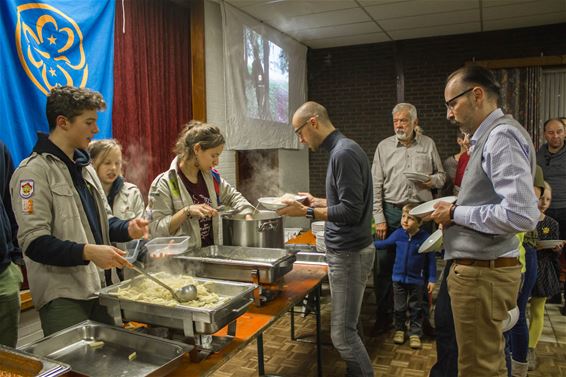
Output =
[{"x1": 114, "y1": 272, "x2": 225, "y2": 308}]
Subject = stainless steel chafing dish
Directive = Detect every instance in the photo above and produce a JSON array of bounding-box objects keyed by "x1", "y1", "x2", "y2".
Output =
[
  {"x1": 0, "y1": 344, "x2": 70, "y2": 377},
  {"x1": 174, "y1": 245, "x2": 296, "y2": 284},
  {"x1": 98, "y1": 276, "x2": 256, "y2": 339},
  {"x1": 19, "y1": 321, "x2": 189, "y2": 377}
]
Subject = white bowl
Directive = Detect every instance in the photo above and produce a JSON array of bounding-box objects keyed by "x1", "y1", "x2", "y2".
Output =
[
  {"x1": 403, "y1": 171, "x2": 431, "y2": 183},
  {"x1": 502, "y1": 307, "x2": 520, "y2": 332},
  {"x1": 409, "y1": 196, "x2": 457, "y2": 218},
  {"x1": 419, "y1": 229, "x2": 443, "y2": 253},
  {"x1": 535, "y1": 239, "x2": 564, "y2": 249},
  {"x1": 258, "y1": 197, "x2": 287, "y2": 210}
]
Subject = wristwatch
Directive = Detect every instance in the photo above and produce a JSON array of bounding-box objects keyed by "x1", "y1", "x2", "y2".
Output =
[
  {"x1": 306, "y1": 207, "x2": 315, "y2": 219},
  {"x1": 450, "y1": 204, "x2": 458, "y2": 221}
]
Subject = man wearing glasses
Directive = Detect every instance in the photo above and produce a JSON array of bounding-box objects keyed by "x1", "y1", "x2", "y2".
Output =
[
  {"x1": 279, "y1": 101, "x2": 375, "y2": 377},
  {"x1": 431, "y1": 65, "x2": 539, "y2": 377},
  {"x1": 537, "y1": 117, "x2": 566, "y2": 313},
  {"x1": 371, "y1": 102, "x2": 445, "y2": 335}
]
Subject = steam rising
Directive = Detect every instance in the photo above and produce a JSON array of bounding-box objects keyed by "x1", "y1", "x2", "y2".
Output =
[{"x1": 122, "y1": 142, "x2": 154, "y2": 199}]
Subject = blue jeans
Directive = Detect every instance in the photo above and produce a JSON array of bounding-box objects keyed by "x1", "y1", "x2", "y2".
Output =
[
  {"x1": 429, "y1": 259, "x2": 458, "y2": 377},
  {"x1": 508, "y1": 245, "x2": 537, "y2": 363},
  {"x1": 327, "y1": 244, "x2": 376, "y2": 377}
]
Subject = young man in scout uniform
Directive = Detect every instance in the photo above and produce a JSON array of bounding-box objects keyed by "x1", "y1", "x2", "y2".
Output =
[{"x1": 10, "y1": 86, "x2": 148, "y2": 336}]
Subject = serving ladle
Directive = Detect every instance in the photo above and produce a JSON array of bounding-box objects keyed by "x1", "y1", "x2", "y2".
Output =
[{"x1": 131, "y1": 265, "x2": 197, "y2": 302}]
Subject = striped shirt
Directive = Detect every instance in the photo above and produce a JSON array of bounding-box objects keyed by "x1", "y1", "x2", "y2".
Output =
[{"x1": 454, "y1": 108, "x2": 539, "y2": 238}]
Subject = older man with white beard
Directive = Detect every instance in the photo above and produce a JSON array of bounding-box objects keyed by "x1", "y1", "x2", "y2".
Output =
[{"x1": 371, "y1": 103, "x2": 445, "y2": 335}]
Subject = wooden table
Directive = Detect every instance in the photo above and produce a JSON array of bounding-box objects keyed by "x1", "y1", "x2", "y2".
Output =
[{"x1": 169, "y1": 263, "x2": 328, "y2": 377}]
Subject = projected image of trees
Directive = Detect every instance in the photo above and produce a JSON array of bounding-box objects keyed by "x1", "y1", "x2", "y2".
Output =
[{"x1": 244, "y1": 27, "x2": 289, "y2": 124}]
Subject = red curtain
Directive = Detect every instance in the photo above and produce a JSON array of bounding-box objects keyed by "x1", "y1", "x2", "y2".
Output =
[{"x1": 112, "y1": 0, "x2": 191, "y2": 197}]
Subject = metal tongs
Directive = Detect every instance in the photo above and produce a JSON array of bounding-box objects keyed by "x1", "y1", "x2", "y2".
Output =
[{"x1": 130, "y1": 264, "x2": 197, "y2": 302}]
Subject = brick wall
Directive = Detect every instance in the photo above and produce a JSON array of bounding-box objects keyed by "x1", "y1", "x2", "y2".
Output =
[{"x1": 307, "y1": 23, "x2": 566, "y2": 197}]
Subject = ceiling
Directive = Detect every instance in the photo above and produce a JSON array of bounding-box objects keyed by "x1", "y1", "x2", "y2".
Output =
[{"x1": 224, "y1": 0, "x2": 566, "y2": 49}]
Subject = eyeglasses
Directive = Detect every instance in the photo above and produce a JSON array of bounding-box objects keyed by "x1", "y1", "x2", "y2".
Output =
[
  {"x1": 445, "y1": 88, "x2": 474, "y2": 110},
  {"x1": 294, "y1": 115, "x2": 317, "y2": 136}
]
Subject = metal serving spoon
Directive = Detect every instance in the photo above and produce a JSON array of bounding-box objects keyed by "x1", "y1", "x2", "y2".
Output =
[{"x1": 131, "y1": 265, "x2": 197, "y2": 302}]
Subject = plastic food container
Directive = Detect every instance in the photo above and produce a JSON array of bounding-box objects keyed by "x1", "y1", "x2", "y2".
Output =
[{"x1": 145, "y1": 236, "x2": 190, "y2": 256}]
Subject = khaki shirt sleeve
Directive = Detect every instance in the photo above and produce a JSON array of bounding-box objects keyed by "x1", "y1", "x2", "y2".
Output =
[
  {"x1": 129, "y1": 186, "x2": 145, "y2": 218},
  {"x1": 371, "y1": 145, "x2": 386, "y2": 224},
  {"x1": 10, "y1": 165, "x2": 53, "y2": 253},
  {"x1": 429, "y1": 141, "x2": 447, "y2": 189},
  {"x1": 148, "y1": 174, "x2": 177, "y2": 237},
  {"x1": 219, "y1": 177, "x2": 253, "y2": 215}
]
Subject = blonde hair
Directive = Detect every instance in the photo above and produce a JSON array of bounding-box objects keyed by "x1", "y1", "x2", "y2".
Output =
[
  {"x1": 88, "y1": 139, "x2": 122, "y2": 171},
  {"x1": 174, "y1": 120, "x2": 225, "y2": 161},
  {"x1": 402, "y1": 203, "x2": 423, "y2": 225}
]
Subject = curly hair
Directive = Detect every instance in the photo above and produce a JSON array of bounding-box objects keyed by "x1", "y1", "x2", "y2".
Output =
[
  {"x1": 46, "y1": 86, "x2": 106, "y2": 131},
  {"x1": 174, "y1": 120, "x2": 225, "y2": 161}
]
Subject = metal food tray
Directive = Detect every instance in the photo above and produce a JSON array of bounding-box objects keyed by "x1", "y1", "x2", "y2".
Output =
[
  {"x1": 99, "y1": 276, "x2": 256, "y2": 337},
  {"x1": 0, "y1": 344, "x2": 70, "y2": 377},
  {"x1": 19, "y1": 321, "x2": 188, "y2": 377},
  {"x1": 174, "y1": 245, "x2": 296, "y2": 283},
  {"x1": 294, "y1": 251, "x2": 327, "y2": 266}
]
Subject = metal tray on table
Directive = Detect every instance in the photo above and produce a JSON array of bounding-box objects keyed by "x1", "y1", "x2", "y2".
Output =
[
  {"x1": 19, "y1": 320, "x2": 189, "y2": 377},
  {"x1": 0, "y1": 344, "x2": 70, "y2": 377},
  {"x1": 174, "y1": 245, "x2": 296, "y2": 283},
  {"x1": 99, "y1": 276, "x2": 256, "y2": 337}
]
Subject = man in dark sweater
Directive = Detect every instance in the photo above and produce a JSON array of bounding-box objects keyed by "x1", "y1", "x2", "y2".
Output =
[
  {"x1": 0, "y1": 140, "x2": 23, "y2": 347},
  {"x1": 278, "y1": 101, "x2": 375, "y2": 377}
]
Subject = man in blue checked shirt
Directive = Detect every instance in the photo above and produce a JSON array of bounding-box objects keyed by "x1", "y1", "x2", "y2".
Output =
[{"x1": 431, "y1": 65, "x2": 539, "y2": 377}]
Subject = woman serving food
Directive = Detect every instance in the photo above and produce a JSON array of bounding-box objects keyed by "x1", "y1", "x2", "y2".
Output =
[{"x1": 148, "y1": 121, "x2": 254, "y2": 249}]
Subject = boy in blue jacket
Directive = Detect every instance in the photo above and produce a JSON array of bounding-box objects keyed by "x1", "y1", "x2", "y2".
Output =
[{"x1": 374, "y1": 203, "x2": 436, "y2": 349}]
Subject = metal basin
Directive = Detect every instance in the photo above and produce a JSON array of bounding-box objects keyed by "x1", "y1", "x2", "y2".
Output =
[
  {"x1": 222, "y1": 210, "x2": 284, "y2": 248},
  {"x1": 99, "y1": 276, "x2": 256, "y2": 337},
  {"x1": 19, "y1": 321, "x2": 188, "y2": 377}
]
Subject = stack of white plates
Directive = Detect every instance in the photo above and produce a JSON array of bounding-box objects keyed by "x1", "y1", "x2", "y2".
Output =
[
  {"x1": 403, "y1": 171, "x2": 430, "y2": 183},
  {"x1": 311, "y1": 221, "x2": 325, "y2": 233},
  {"x1": 315, "y1": 231, "x2": 326, "y2": 253}
]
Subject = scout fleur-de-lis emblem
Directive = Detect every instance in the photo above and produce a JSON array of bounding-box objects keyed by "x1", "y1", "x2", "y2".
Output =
[{"x1": 15, "y1": 3, "x2": 88, "y2": 95}]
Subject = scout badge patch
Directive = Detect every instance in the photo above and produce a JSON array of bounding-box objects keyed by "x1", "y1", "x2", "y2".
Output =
[{"x1": 20, "y1": 180, "x2": 34, "y2": 214}]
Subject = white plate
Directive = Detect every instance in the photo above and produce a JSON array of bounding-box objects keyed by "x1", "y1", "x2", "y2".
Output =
[
  {"x1": 418, "y1": 229, "x2": 443, "y2": 253},
  {"x1": 311, "y1": 221, "x2": 325, "y2": 233},
  {"x1": 535, "y1": 239, "x2": 564, "y2": 249},
  {"x1": 409, "y1": 196, "x2": 458, "y2": 218},
  {"x1": 258, "y1": 197, "x2": 287, "y2": 210},
  {"x1": 502, "y1": 306, "x2": 520, "y2": 332},
  {"x1": 403, "y1": 171, "x2": 430, "y2": 183}
]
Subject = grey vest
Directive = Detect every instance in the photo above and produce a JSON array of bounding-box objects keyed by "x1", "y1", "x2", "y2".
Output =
[{"x1": 444, "y1": 115, "x2": 536, "y2": 260}]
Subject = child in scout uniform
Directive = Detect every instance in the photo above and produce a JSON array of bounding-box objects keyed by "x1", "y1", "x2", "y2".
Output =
[
  {"x1": 88, "y1": 139, "x2": 145, "y2": 285},
  {"x1": 10, "y1": 86, "x2": 148, "y2": 336}
]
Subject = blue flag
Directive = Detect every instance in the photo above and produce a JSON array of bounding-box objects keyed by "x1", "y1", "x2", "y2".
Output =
[{"x1": 0, "y1": 0, "x2": 115, "y2": 164}]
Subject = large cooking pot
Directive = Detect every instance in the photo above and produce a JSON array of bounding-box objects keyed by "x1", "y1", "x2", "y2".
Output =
[{"x1": 222, "y1": 210, "x2": 284, "y2": 248}]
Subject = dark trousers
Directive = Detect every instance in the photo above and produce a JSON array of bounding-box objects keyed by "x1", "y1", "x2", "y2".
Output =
[
  {"x1": 373, "y1": 203, "x2": 402, "y2": 328},
  {"x1": 393, "y1": 282, "x2": 424, "y2": 337},
  {"x1": 429, "y1": 259, "x2": 458, "y2": 377},
  {"x1": 546, "y1": 207, "x2": 566, "y2": 304}
]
